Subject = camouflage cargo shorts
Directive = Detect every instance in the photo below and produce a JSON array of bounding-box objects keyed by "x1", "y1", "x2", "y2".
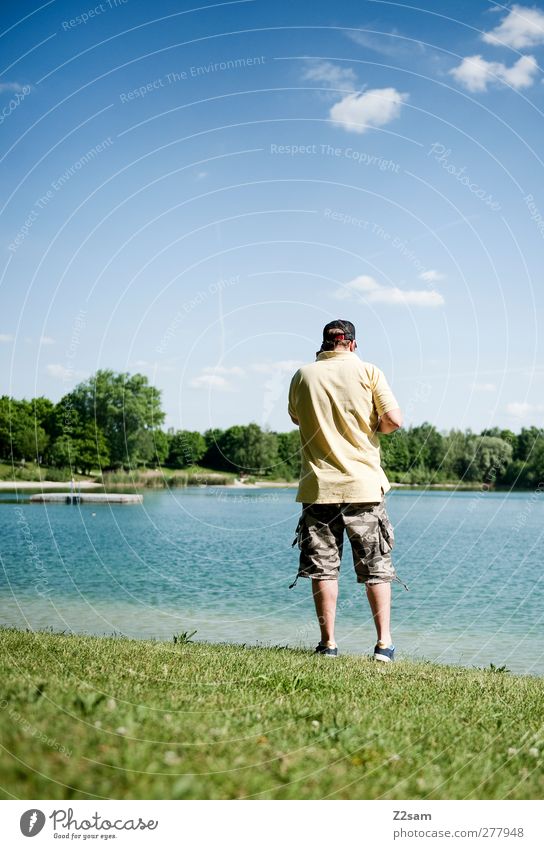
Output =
[{"x1": 292, "y1": 499, "x2": 397, "y2": 585}]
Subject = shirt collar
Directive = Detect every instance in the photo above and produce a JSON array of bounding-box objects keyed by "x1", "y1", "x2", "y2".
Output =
[{"x1": 316, "y1": 350, "x2": 356, "y2": 361}]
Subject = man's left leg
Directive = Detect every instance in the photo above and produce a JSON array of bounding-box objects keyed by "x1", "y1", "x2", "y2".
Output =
[{"x1": 344, "y1": 500, "x2": 397, "y2": 661}]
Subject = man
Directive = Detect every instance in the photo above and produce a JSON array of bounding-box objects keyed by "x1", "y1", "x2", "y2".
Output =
[{"x1": 288, "y1": 319, "x2": 404, "y2": 662}]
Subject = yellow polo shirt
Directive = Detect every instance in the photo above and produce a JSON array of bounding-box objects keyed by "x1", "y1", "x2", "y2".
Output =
[{"x1": 288, "y1": 351, "x2": 399, "y2": 504}]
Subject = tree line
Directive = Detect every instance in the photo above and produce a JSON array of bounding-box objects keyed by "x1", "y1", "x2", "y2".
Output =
[{"x1": 0, "y1": 369, "x2": 543, "y2": 488}]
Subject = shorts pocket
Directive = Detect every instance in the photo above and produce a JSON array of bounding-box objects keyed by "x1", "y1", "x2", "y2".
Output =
[
  {"x1": 292, "y1": 512, "x2": 306, "y2": 549},
  {"x1": 377, "y1": 511, "x2": 395, "y2": 555}
]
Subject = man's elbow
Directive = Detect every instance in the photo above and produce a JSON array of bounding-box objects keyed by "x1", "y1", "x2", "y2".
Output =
[{"x1": 381, "y1": 408, "x2": 403, "y2": 432}]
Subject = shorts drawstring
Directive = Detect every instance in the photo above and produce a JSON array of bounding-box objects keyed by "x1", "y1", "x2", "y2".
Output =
[
  {"x1": 288, "y1": 574, "x2": 299, "y2": 589},
  {"x1": 394, "y1": 574, "x2": 409, "y2": 591},
  {"x1": 292, "y1": 514, "x2": 304, "y2": 548}
]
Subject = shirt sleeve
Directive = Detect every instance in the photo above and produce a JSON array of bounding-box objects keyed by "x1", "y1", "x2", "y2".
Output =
[
  {"x1": 288, "y1": 372, "x2": 299, "y2": 420},
  {"x1": 371, "y1": 365, "x2": 399, "y2": 417}
]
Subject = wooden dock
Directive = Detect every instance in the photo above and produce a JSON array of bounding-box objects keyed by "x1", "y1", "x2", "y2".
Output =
[{"x1": 30, "y1": 493, "x2": 143, "y2": 504}]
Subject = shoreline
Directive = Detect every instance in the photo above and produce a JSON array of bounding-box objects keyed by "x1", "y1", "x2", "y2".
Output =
[
  {"x1": 0, "y1": 478, "x2": 525, "y2": 492},
  {"x1": 0, "y1": 623, "x2": 540, "y2": 678}
]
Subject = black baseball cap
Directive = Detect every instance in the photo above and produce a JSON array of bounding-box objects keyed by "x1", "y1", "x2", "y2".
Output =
[{"x1": 322, "y1": 319, "x2": 356, "y2": 344}]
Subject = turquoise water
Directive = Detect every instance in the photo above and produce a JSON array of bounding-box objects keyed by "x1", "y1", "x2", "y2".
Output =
[{"x1": 1, "y1": 488, "x2": 543, "y2": 675}]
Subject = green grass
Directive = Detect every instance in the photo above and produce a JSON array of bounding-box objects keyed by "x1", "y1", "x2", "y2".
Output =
[
  {"x1": 0, "y1": 462, "x2": 86, "y2": 482},
  {"x1": 1, "y1": 628, "x2": 543, "y2": 800},
  {"x1": 98, "y1": 466, "x2": 236, "y2": 488},
  {"x1": 0, "y1": 463, "x2": 237, "y2": 488}
]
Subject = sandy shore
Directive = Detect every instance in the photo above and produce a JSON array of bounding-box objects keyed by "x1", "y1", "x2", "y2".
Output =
[
  {"x1": 228, "y1": 480, "x2": 298, "y2": 489},
  {"x1": 0, "y1": 479, "x2": 473, "y2": 492},
  {"x1": 0, "y1": 480, "x2": 101, "y2": 490},
  {"x1": 0, "y1": 479, "x2": 298, "y2": 491}
]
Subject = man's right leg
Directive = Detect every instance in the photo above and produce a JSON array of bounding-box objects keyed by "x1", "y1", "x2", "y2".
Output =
[
  {"x1": 312, "y1": 579, "x2": 338, "y2": 647},
  {"x1": 365, "y1": 581, "x2": 392, "y2": 647}
]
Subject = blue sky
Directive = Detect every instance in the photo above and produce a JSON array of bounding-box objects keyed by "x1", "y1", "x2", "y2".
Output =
[{"x1": 1, "y1": 0, "x2": 543, "y2": 433}]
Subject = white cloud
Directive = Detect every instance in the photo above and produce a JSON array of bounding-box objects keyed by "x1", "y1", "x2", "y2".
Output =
[
  {"x1": 471, "y1": 382, "x2": 497, "y2": 392},
  {"x1": 330, "y1": 87, "x2": 408, "y2": 134},
  {"x1": 47, "y1": 364, "x2": 71, "y2": 380},
  {"x1": 0, "y1": 82, "x2": 26, "y2": 93},
  {"x1": 202, "y1": 365, "x2": 245, "y2": 376},
  {"x1": 190, "y1": 374, "x2": 231, "y2": 390},
  {"x1": 450, "y1": 54, "x2": 538, "y2": 92},
  {"x1": 251, "y1": 360, "x2": 303, "y2": 374},
  {"x1": 483, "y1": 4, "x2": 544, "y2": 49},
  {"x1": 346, "y1": 28, "x2": 425, "y2": 58},
  {"x1": 189, "y1": 364, "x2": 245, "y2": 390},
  {"x1": 335, "y1": 275, "x2": 380, "y2": 299},
  {"x1": 129, "y1": 359, "x2": 176, "y2": 373},
  {"x1": 369, "y1": 287, "x2": 444, "y2": 306},
  {"x1": 419, "y1": 269, "x2": 444, "y2": 283},
  {"x1": 1, "y1": 334, "x2": 55, "y2": 346},
  {"x1": 46, "y1": 363, "x2": 85, "y2": 381},
  {"x1": 335, "y1": 274, "x2": 444, "y2": 307},
  {"x1": 506, "y1": 401, "x2": 544, "y2": 418},
  {"x1": 302, "y1": 60, "x2": 357, "y2": 90}
]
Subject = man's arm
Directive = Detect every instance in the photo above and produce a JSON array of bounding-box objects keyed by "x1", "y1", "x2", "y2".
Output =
[
  {"x1": 377, "y1": 408, "x2": 403, "y2": 433},
  {"x1": 288, "y1": 372, "x2": 299, "y2": 426},
  {"x1": 371, "y1": 365, "x2": 402, "y2": 433}
]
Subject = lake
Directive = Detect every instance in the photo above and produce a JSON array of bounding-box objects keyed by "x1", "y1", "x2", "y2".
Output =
[{"x1": 1, "y1": 488, "x2": 542, "y2": 675}]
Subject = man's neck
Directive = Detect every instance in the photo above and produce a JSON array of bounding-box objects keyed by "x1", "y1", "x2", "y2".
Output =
[{"x1": 316, "y1": 349, "x2": 354, "y2": 360}]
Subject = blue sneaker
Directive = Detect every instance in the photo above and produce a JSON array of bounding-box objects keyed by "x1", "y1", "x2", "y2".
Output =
[
  {"x1": 374, "y1": 641, "x2": 395, "y2": 662},
  {"x1": 315, "y1": 643, "x2": 338, "y2": 658}
]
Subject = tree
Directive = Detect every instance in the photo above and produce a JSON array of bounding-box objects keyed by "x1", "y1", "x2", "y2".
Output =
[
  {"x1": 59, "y1": 370, "x2": 165, "y2": 469},
  {"x1": 523, "y1": 437, "x2": 544, "y2": 487},
  {"x1": 72, "y1": 423, "x2": 110, "y2": 475},
  {"x1": 219, "y1": 424, "x2": 279, "y2": 475},
  {"x1": 167, "y1": 431, "x2": 207, "y2": 468},
  {"x1": 447, "y1": 434, "x2": 513, "y2": 483},
  {"x1": 0, "y1": 396, "x2": 12, "y2": 459},
  {"x1": 442, "y1": 430, "x2": 476, "y2": 481},
  {"x1": 48, "y1": 435, "x2": 74, "y2": 469},
  {"x1": 0, "y1": 397, "x2": 49, "y2": 463},
  {"x1": 202, "y1": 429, "x2": 226, "y2": 470},
  {"x1": 406, "y1": 423, "x2": 445, "y2": 471},
  {"x1": 515, "y1": 427, "x2": 544, "y2": 462},
  {"x1": 473, "y1": 436, "x2": 513, "y2": 483},
  {"x1": 48, "y1": 423, "x2": 110, "y2": 475},
  {"x1": 32, "y1": 396, "x2": 55, "y2": 431},
  {"x1": 380, "y1": 430, "x2": 411, "y2": 473},
  {"x1": 151, "y1": 430, "x2": 169, "y2": 467},
  {"x1": 277, "y1": 430, "x2": 301, "y2": 479}
]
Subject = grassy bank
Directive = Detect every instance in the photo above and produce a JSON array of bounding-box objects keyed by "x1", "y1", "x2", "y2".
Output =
[
  {"x1": 1, "y1": 628, "x2": 543, "y2": 800},
  {"x1": 0, "y1": 460, "x2": 518, "y2": 490},
  {"x1": 98, "y1": 467, "x2": 237, "y2": 489},
  {"x1": 0, "y1": 464, "x2": 238, "y2": 488},
  {"x1": 0, "y1": 461, "x2": 88, "y2": 483}
]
